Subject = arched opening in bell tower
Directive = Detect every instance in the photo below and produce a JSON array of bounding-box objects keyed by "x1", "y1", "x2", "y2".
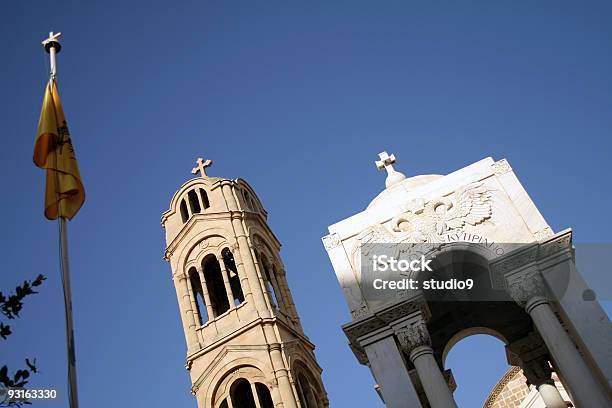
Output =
[
  {"x1": 222, "y1": 248, "x2": 245, "y2": 306},
  {"x1": 180, "y1": 199, "x2": 189, "y2": 223},
  {"x1": 188, "y1": 267, "x2": 208, "y2": 324},
  {"x1": 257, "y1": 252, "x2": 284, "y2": 311},
  {"x1": 199, "y1": 188, "x2": 210, "y2": 209},
  {"x1": 296, "y1": 371, "x2": 323, "y2": 408},
  {"x1": 202, "y1": 255, "x2": 231, "y2": 317},
  {"x1": 188, "y1": 190, "x2": 201, "y2": 214},
  {"x1": 218, "y1": 378, "x2": 273, "y2": 408}
]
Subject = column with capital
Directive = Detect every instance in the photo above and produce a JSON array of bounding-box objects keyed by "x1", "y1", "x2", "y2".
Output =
[
  {"x1": 218, "y1": 253, "x2": 238, "y2": 309},
  {"x1": 506, "y1": 333, "x2": 566, "y2": 408},
  {"x1": 395, "y1": 315, "x2": 458, "y2": 408},
  {"x1": 355, "y1": 327, "x2": 422, "y2": 408},
  {"x1": 219, "y1": 179, "x2": 271, "y2": 317},
  {"x1": 196, "y1": 265, "x2": 216, "y2": 321},
  {"x1": 507, "y1": 269, "x2": 610, "y2": 407},
  {"x1": 174, "y1": 273, "x2": 200, "y2": 351}
]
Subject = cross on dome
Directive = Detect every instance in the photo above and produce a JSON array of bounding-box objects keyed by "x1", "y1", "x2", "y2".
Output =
[
  {"x1": 375, "y1": 151, "x2": 406, "y2": 188},
  {"x1": 375, "y1": 151, "x2": 397, "y2": 172},
  {"x1": 192, "y1": 157, "x2": 213, "y2": 178}
]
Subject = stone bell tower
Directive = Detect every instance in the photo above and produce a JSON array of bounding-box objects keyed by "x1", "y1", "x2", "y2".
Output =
[{"x1": 162, "y1": 157, "x2": 328, "y2": 408}]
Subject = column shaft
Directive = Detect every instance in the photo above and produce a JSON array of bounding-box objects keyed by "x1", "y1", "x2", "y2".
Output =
[
  {"x1": 175, "y1": 274, "x2": 199, "y2": 350},
  {"x1": 410, "y1": 346, "x2": 458, "y2": 408},
  {"x1": 197, "y1": 267, "x2": 215, "y2": 320},
  {"x1": 527, "y1": 297, "x2": 610, "y2": 407},
  {"x1": 268, "y1": 342, "x2": 297, "y2": 408},
  {"x1": 250, "y1": 381, "x2": 263, "y2": 408},
  {"x1": 362, "y1": 335, "x2": 422, "y2": 408},
  {"x1": 231, "y1": 245, "x2": 255, "y2": 305},
  {"x1": 185, "y1": 272, "x2": 202, "y2": 325},
  {"x1": 219, "y1": 257, "x2": 237, "y2": 308},
  {"x1": 222, "y1": 180, "x2": 270, "y2": 316},
  {"x1": 536, "y1": 383, "x2": 566, "y2": 408}
]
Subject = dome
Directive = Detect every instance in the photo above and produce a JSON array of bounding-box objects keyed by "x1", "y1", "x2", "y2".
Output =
[{"x1": 367, "y1": 174, "x2": 443, "y2": 209}]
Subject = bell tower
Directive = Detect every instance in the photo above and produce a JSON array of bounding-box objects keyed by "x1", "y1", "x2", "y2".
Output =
[{"x1": 162, "y1": 157, "x2": 328, "y2": 408}]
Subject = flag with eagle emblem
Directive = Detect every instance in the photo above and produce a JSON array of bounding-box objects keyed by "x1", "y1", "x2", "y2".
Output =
[{"x1": 33, "y1": 79, "x2": 85, "y2": 220}]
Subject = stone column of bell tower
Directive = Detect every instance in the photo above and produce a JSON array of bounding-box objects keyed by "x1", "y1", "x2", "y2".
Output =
[{"x1": 161, "y1": 157, "x2": 328, "y2": 408}]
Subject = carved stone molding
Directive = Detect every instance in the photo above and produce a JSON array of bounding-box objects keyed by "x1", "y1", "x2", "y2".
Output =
[
  {"x1": 396, "y1": 318, "x2": 431, "y2": 355},
  {"x1": 349, "y1": 342, "x2": 369, "y2": 366},
  {"x1": 490, "y1": 230, "x2": 573, "y2": 294},
  {"x1": 539, "y1": 231, "x2": 572, "y2": 259},
  {"x1": 490, "y1": 245, "x2": 538, "y2": 277},
  {"x1": 377, "y1": 299, "x2": 430, "y2": 325},
  {"x1": 343, "y1": 298, "x2": 428, "y2": 345},
  {"x1": 322, "y1": 233, "x2": 341, "y2": 250},
  {"x1": 492, "y1": 159, "x2": 512, "y2": 176},
  {"x1": 351, "y1": 301, "x2": 370, "y2": 319},
  {"x1": 344, "y1": 318, "x2": 386, "y2": 343}
]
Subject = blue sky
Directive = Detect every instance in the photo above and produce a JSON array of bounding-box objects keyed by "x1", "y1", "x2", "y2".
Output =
[{"x1": 2, "y1": 1, "x2": 611, "y2": 407}]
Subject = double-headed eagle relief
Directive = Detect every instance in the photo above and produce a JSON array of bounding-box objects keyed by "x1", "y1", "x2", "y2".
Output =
[
  {"x1": 356, "y1": 182, "x2": 494, "y2": 249},
  {"x1": 391, "y1": 182, "x2": 493, "y2": 243},
  {"x1": 351, "y1": 182, "x2": 495, "y2": 287}
]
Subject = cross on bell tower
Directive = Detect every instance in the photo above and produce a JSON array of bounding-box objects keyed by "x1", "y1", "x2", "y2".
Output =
[
  {"x1": 375, "y1": 151, "x2": 407, "y2": 188},
  {"x1": 191, "y1": 157, "x2": 213, "y2": 178}
]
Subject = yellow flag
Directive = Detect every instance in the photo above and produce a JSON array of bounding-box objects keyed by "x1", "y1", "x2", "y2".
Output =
[{"x1": 33, "y1": 79, "x2": 85, "y2": 220}]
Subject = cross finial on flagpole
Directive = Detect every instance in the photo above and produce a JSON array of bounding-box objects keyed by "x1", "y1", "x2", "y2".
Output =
[
  {"x1": 42, "y1": 31, "x2": 62, "y2": 78},
  {"x1": 192, "y1": 157, "x2": 213, "y2": 178},
  {"x1": 42, "y1": 31, "x2": 62, "y2": 53},
  {"x1": 375, "y1": 151, "x2": 406, "y2": 188}
]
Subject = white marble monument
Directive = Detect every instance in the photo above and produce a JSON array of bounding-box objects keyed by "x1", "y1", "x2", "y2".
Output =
[{"x1": 323, "y1": 153, "x2": 611, "y2": 407}]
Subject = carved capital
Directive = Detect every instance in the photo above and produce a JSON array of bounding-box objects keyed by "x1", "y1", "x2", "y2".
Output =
[
  {"x1": 322, "y1": 233, "x2": 341, "y2": 250},
  {"x1": 395, "y1": 318, "x2": 431, "y2": 355},
  {"x1": 522, "y1": 356, "x2": 554, "y2": 386},
  {"x1": 506, "y1": 270, "x2": 546, "y2": 307},
  {"x1": 506, "y1": 332, "x2": 552, "y2": 387}
]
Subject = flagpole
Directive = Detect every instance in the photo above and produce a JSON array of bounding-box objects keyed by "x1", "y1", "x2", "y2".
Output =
[
  {"x1": 42, "y1": 31, "x2": 80, "y2": 408},
  {"x1": 59, "y1": 217, "x2": 79, "y2": 408}
]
